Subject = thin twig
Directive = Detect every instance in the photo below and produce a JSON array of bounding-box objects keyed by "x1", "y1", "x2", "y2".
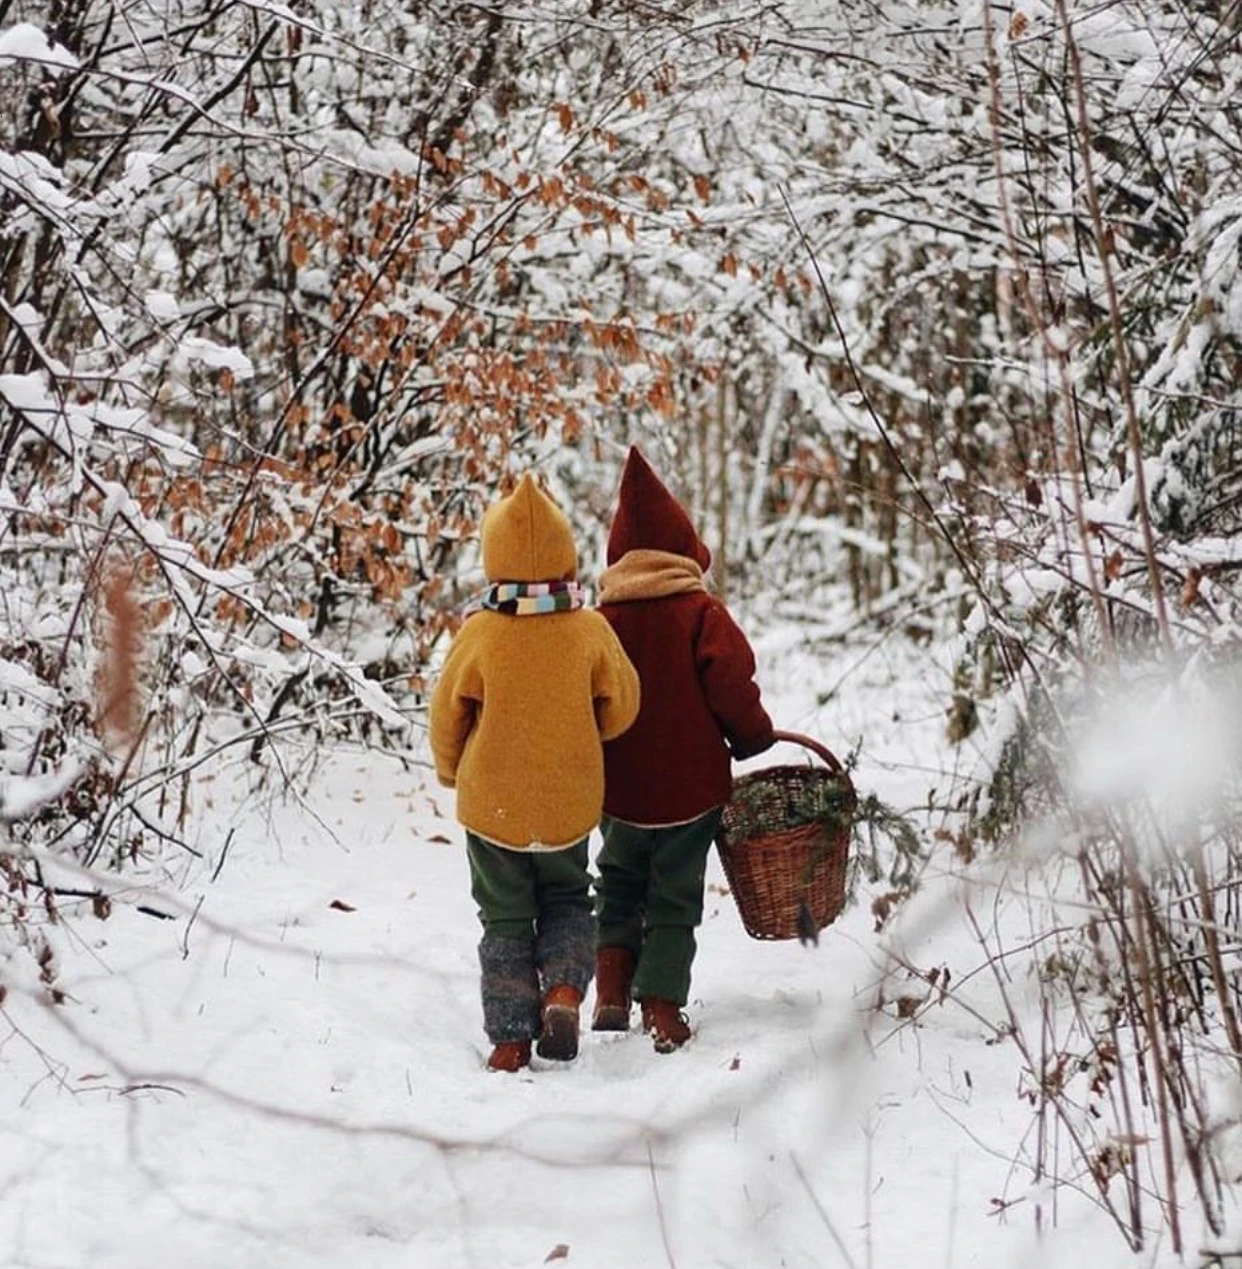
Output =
[
  {"x1": 792, "y1": 1151, "x2": 858, "y2": 1269},
  {"x1": 211, "y1": 828, "x2": 237, "y2": 884},
  {"x1": 1052, "y1": 0, "x2": 1172, "y2": 654},
  {"x1": 646, "y1": 1139, "x2": 678, "y2": 1269},
  {"x1": 181, "y1": 895, "x2": 204, "y2": 960}
]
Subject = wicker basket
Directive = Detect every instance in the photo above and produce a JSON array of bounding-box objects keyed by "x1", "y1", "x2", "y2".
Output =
[{"x1": 716, "y1": 731, "x2": 857, "y2": 942}]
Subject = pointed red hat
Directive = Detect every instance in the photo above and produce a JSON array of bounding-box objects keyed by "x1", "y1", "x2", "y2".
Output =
[{"x1": 606, "y1": 447, "x2": 711, "y2": 569}]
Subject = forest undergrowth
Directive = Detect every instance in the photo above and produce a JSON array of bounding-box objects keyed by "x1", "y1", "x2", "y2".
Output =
[{"x1": 3, "y1": 0, "x2": 1241, "y2": 1256}]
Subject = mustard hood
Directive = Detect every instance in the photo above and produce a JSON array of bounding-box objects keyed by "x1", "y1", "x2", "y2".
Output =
[{"x1": 481, "y1": 473, "x2": 578, "y2": 583}]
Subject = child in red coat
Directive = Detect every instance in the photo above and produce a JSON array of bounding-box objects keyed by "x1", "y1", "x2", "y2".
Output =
[{"x1": 594, "y1": 447, "x2": 775, "y2": 1051}]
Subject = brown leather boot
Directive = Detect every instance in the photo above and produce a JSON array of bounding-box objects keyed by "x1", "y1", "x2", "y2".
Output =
[
  {"x1": 592, "y1": 947, "x2": 636, "y2": 1031},
  {"x1": 536, "y1": 984, "x2": 583, "y2": 1061},
  {"x1": 640, "y1": 998, "x2": 691, "y2": 1053},
  {"x1": 487, "y1": 1040, "x2": 532, "y2": 1072}
]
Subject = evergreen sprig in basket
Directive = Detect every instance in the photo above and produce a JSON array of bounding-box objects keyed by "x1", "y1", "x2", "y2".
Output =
[{"x1": 716, "y1": 730, "x2": 858, "y2": 942}]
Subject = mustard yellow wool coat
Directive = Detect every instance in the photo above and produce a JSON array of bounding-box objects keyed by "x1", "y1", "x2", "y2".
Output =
[{"x1": 429, "y1": 474, "x2": 640, "y2": 850}]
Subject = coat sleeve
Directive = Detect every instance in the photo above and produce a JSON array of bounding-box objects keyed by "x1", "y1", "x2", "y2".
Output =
[
  {"x1": 695, "y1": 599, "x2": 776, "y2": 759},
  {"x1": 592, "y1": 619, "x2": 641, "y2": 742},
  {"x1": 427, "y1": 626, "x2": 483, "y2": 787}
]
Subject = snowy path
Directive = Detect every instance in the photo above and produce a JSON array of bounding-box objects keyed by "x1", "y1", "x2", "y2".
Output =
[{"x1": 1, "y1": 632, "x2": 1133, "y2": 1268}]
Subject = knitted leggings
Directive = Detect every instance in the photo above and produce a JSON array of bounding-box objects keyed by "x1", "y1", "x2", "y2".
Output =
[{"x1": 467, "y1": 834, "x2": 595, "y2": 1043}]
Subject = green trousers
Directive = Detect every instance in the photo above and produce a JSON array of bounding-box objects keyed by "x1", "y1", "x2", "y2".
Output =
[
  {"x1": 466, "y1": 834, "x2": 593, "y2": 938},
  {"x1": 466, "y1": 834, "x2": 595, "y2": 1042},
  {"x1": 594, "y1": 808, "x2": 723, "y2": 1006}
]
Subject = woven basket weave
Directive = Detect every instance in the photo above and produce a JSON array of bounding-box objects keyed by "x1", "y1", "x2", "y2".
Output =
[{"x1": 716, "y1": 731, "x2": 857, "y2": 941}]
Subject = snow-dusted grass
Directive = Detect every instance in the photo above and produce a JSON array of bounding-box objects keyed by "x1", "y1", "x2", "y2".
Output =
[{"x1": 0, "y1": 627, "x2": 1192, "y2": 1267}]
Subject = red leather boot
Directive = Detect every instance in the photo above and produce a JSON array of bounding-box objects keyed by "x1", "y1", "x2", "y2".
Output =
[
  {"x1": 640, "y1": 998, "x2": 691, "y2": 1053},
  {"x1": 536, "y1": 984, "x2": 583, "y2": 1061},
  {"x1": 487, "y1": 1040, "x2": 532, "y2": 1073},
  {"x1": 592, "y1": 947, "x2": 636, "y2": 1031}
]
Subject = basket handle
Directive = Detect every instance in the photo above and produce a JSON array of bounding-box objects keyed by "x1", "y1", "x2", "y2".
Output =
[{"x1": 771, "y1": 729, "x2": 847, "y2": 775}]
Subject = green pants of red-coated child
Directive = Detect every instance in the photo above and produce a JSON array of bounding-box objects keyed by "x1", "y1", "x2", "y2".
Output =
[{"x1": 594, "y1": 807, "x2": 723, "y2": 1007}]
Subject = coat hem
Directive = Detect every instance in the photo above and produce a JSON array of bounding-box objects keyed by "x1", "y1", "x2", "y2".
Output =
[
  {"x1": 601, "y1": 803, "x2": 725, "y2": 830},
  {"x1": 462, "y1": 823, "x2": 593, "y2": 852}
]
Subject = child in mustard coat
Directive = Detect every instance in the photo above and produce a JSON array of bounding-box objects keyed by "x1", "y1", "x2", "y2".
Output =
[{"x1": 429, "y1": 474, "x2": 640, "y2": 1072}]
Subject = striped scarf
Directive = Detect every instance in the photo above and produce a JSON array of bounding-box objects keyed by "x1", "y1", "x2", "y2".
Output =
[{"x1": 480, "y1": 580, "x2": 585, "y2": 616}]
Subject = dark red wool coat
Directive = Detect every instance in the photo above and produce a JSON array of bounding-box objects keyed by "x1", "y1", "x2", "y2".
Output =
[{"x1": 599, "y1": 448, "x2": 774, "y2": 826}]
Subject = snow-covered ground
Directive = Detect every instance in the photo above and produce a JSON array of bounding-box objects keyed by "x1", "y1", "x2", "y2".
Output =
[{"x1": 0, "y1": 624, "x2": 1180, "y2": 1268}]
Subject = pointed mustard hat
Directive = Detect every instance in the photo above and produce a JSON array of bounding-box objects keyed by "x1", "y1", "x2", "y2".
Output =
[{"x1": 481, "y1": 473, "x2": 578, "y2": 582}]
